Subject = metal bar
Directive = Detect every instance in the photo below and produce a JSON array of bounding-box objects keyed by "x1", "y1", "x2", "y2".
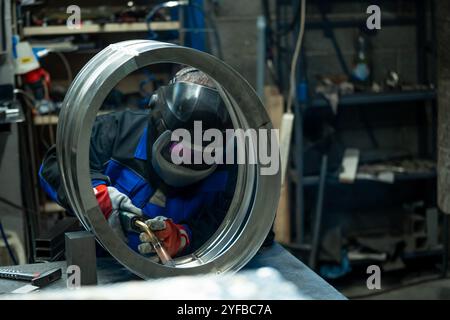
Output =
[
  {"x1": 274, "y1": 2, "x2": 284, "y2": 93},
  {"x1": 305, "y1": 17, "x2": 418, "y2": 30},
  {"x1": 294, "y1": 106, "x2": 304, "y2": 244},
  {"x1": 318, "y1": 9, "x2": 350, "y2": 77},
  {"x1": 430, "y1": 0, "x2": 438, "y2": 161},
  {"x1": 65, "y1": 231, "x2": 97, "y2": 286},
  {"x1": 415, "y1": 0, "x2": 427, "y2": 84},
  {"x1": 436, "y1": 0, "x2": 450, "y2": 215},
  {"x1": 256, "y1": 16, "x2": 266, "y2": 103},
  {"x1": 309, "y1": 155, "x2": 328, "y2": 270},
  {"x1": 442, "y1": 213, "x2": 449, "y2": 278},
  {"x1": 310, "y1": 90, "x2": 436, "y2": 108}
]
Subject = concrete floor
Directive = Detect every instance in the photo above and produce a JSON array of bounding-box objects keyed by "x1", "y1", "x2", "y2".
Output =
[
  {"x1": 334, "y1": 268, "x2": 450, "y2": 299},
  {"x1": 282, "y1": 245, "x2": 450, "y2": 299},
  {"x1": 367, "y1": 279, "x2": 450, "y2": 299},
  {"x1": 344, "y1": 278, "x2": 450, "y2": 299}
]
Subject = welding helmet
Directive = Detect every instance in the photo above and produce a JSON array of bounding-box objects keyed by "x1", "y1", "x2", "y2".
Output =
[{"x1": 148, "y1": 80, "x2": 230, "y2": 188}]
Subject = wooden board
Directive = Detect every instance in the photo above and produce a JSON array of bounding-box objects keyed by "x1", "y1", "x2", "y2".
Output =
[{"x1": 264, "y1": 86, "x2": 291, "y2": 244}]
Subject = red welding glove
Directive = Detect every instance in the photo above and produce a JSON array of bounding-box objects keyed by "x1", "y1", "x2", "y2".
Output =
[
  {"x1": 93, "y1": 184, "x2": 113, "y2": 218},
  {"x1": 138, "y1": 216, "x2": 190, "y2": 257},
  {"x1": 93, "y1": 184, "x2": 142, "y2": 240}
]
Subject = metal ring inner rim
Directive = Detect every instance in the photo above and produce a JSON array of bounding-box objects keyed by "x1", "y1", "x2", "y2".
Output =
[{"x1": 56, "y1": 40, "x2": 280, "y2": 278}]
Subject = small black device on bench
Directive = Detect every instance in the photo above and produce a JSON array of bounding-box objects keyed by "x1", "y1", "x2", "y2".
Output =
[{"x1": 0, "y1": 267, "x2": 62, "y2": 287}]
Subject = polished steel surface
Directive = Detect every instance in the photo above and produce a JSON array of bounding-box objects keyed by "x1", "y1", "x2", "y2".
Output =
[{"x1": 56, "y1": 40, "x2": 280, "y2": 278}]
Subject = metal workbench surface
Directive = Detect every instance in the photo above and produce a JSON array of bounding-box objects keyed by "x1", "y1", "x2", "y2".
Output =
[{"x1": 0, "y1": 243, "x2": 346, "y2": 300}]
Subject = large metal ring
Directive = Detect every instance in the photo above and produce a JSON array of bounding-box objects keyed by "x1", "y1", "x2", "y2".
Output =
[{"x1": 56, "y1": 40, "x2": 280, "y2": 278}]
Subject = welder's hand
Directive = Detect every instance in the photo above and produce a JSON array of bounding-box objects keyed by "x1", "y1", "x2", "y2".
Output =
[
  {"x1": 93, "y1": 185, "x2": 142, "y2": 239},
  {"x1": 138, "y1": 216, "x2": 190, "y2": 257}
]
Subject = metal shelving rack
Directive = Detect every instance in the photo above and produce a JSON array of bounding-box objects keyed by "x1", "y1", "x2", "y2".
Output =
[
  {"x1": 15, "y1": 2, "x2": 185, "y2": 251},
  {"x1": 272, "y1": 0, "x2": 438, "y2": 270}
]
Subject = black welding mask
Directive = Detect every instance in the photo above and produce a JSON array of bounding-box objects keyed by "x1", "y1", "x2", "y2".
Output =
[{"x1": 148, "y1": 81, "x2": 230, "y2": 188}]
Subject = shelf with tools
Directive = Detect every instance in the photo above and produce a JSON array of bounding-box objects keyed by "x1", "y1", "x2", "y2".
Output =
[
  {"x1": 290, "y1": 167, "x2": 437, "y2": 187},
  {"x1": 269, "y1": 0, "x2": 441, "y2": 272},
  {"x1": 22, "y1": 21, "x2": 180, "y2": 37},
  {"x1": 18, "y1": 0, "x2": 187, "y2": 253},
  {"x1": 33, "y1": 109, "x2": 120, "y2": 126},
  {"x1": 33, "y1": 114, "x2": 59, "y2": 126}
]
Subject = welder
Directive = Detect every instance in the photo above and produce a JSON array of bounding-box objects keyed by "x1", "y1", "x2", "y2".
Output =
[{"x1": 39, "y1": 67, "x2": 239, "y2": 258}]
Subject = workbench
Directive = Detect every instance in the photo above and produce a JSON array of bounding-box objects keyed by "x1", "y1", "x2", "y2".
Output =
[{"x1": 0, "y1": 243, "x2": 345, "y2": 299}]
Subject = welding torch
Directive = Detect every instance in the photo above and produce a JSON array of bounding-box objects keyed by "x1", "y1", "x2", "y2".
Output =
[{"x1": 120, "y1": 212, "x2": 176, "y2": 267}]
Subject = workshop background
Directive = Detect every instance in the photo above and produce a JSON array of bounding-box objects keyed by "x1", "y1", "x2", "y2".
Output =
[{"x1": 1, "y1": 0, "x2": 450, "y2": 299}]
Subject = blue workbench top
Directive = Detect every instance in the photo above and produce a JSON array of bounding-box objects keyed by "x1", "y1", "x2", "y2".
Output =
[{"x1": 0, "y1": 243, "x2": 345, "y2": 299}]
